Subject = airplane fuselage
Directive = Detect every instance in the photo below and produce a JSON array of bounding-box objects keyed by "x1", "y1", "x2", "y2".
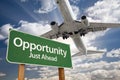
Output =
[
  {"x1": 52, "y1": 0, "x2": 87, "y2": 53},
  {"x1": 41, "y1": 0, "x2": 120, "y2": 56}
]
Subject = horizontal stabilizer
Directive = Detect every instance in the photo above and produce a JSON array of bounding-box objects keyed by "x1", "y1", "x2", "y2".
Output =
[
  {"x1": 87, "y1": 50, "x2": 105, "y2": 54},
  {"x1": 72, "y1": 50, "x2": 105, "y2": 57}
]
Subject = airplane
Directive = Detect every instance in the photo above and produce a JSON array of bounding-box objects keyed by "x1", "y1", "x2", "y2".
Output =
[{"x1": 40, "y1": 0, "x2": 120, "y2": 57}]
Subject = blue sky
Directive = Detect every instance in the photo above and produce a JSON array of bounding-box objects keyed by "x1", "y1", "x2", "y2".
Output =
[{"x1": 0, "y1": 0, "x2": 120, "y2": 80}]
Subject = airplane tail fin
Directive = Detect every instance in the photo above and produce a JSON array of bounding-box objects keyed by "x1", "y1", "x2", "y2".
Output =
[{"x1": 72, "y1": 50, "x2": 105, "y2": 57}]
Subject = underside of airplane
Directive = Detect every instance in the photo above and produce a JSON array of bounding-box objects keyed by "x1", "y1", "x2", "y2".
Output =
[{"x1": 40, "y1": 0, "x2": 120, "y2": 57}]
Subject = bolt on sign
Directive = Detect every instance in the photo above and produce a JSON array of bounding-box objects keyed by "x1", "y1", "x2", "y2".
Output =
[{"x1": 6, "y1": 30, "x2": 72, "y2": 68}]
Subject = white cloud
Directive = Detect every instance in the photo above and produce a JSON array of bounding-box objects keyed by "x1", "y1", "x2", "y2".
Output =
[
  {"x1": 0, "y1": 35, "x2": 4, "y2": 40},
  {"x1": 24, "y1": 76, "x2": 59, "y2": 80},
  {"x1": 20, "y1": 0, "x2": 28, "y2": 3},
  {"x1": 82, "y1": 28, "x2": 110, "y2": 48},
  {"x1": 72, "y1": 49, "x2": 120, "y2": 70},
  {"x1": 107, "y1": 48, "x2": 120, "y2": 57},
  {"x1": 17, "y1": 20, "x2": 51, "y2": 36},
  {"x1": 70, "y1": 61, "x2": 120, "y2": 80},
  {"x1": 0, "y1": 58, "x2": 2, "y2": 61},
  {"x1": 0, "y1": 20, "x2": 52, "y2": 45},
  {"x1": 86, "y1": 0, "x2": 120, "y2": 23},
  {"x1": 34, "y1": 0, "x2": 57, "y2": 13},
  {"x1": 91, "y1": 70, "x2": 120, "y2": 80},
  {"x1": 4, "y1": 39, "x2": 8, "y2": 45},
  {"x1": 24, "y1": 48, "x2": 120, "y2": 80},
  {"x1": 0, "y1": 72, "x2": 6, "y2": 77},
  {"x1": 70, "y1": 0, "x2": 80, "y2": 5},
  {"x1": 26, "y1": 67, "x2": 38, "y2": 71},
  {"x1": 71, "y1": 5, "x2": 80, "y2": 20},
  {"x1": 24, "y1": 69, "x2": 120, "y2": 80},
  {"x1": 22, "y1": 50, "x2": 120, "y2": 80},
  {"x1": 0, "y1": 24, "x2": 13, "y2": 40}
]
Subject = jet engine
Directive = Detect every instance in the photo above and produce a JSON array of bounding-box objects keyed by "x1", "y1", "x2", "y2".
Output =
[
  {"x1": 50, "y1": 21, "x2": 59, "y2": 33},
  {"x1": 81, "y1": 15, "x2": 90, "y2": 27},
  {"x1": 50, "y1": 21, "x2": 60, "y2": 38}
]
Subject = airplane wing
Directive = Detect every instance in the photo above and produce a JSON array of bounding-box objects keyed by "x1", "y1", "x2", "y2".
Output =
[
  {"x1": 74, "y1": 21, "x2": 120, "y2": 35},
  {"x1": 87, "y1": 22, "x2": 120, "y2": 32},
  {"x1": 41, "y1": 30, "x2": 62, "y2": 39},
  {"x1": 90, "y1": 22, "x2": 120, "y2": 28},
  {"x1": 40, "y1": 30, "x2": 54, "y2": 39}
]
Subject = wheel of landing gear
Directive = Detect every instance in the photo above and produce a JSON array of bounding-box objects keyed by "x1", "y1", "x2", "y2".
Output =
[
  {"x1": 63, "y1": 35, "x2": 69, "y2": 39},
  {"x1": 80, "y1": 33, "x2": 82, "y2": 36},
  {"x1": 82, "y1": 33, "x2": 85, "y2": 36},
  {"x1": 66, "y1": 36, "x2": 68, "y2": 39},
  {"x1": 63, "y1": 36, "x2": 65, "y2": 39}
]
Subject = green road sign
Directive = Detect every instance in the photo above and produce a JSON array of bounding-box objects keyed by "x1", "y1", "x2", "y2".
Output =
[{"x1": 6, "y1": 30, "x2": 72, "y2": 68}]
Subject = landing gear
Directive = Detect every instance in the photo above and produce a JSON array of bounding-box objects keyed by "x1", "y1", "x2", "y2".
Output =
[
  {"x1": 62, "y1": 32, "x2": 69, "y2": 39},
  {"x1": 80, "y1": 33, "x2": 85, "y2": 36},
  {"x1": 79, "y1": 29, "x2": 87, "y2": 36},
  {"x1": 63, "y1": 35, "x2": 69, "y2": 39}
]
